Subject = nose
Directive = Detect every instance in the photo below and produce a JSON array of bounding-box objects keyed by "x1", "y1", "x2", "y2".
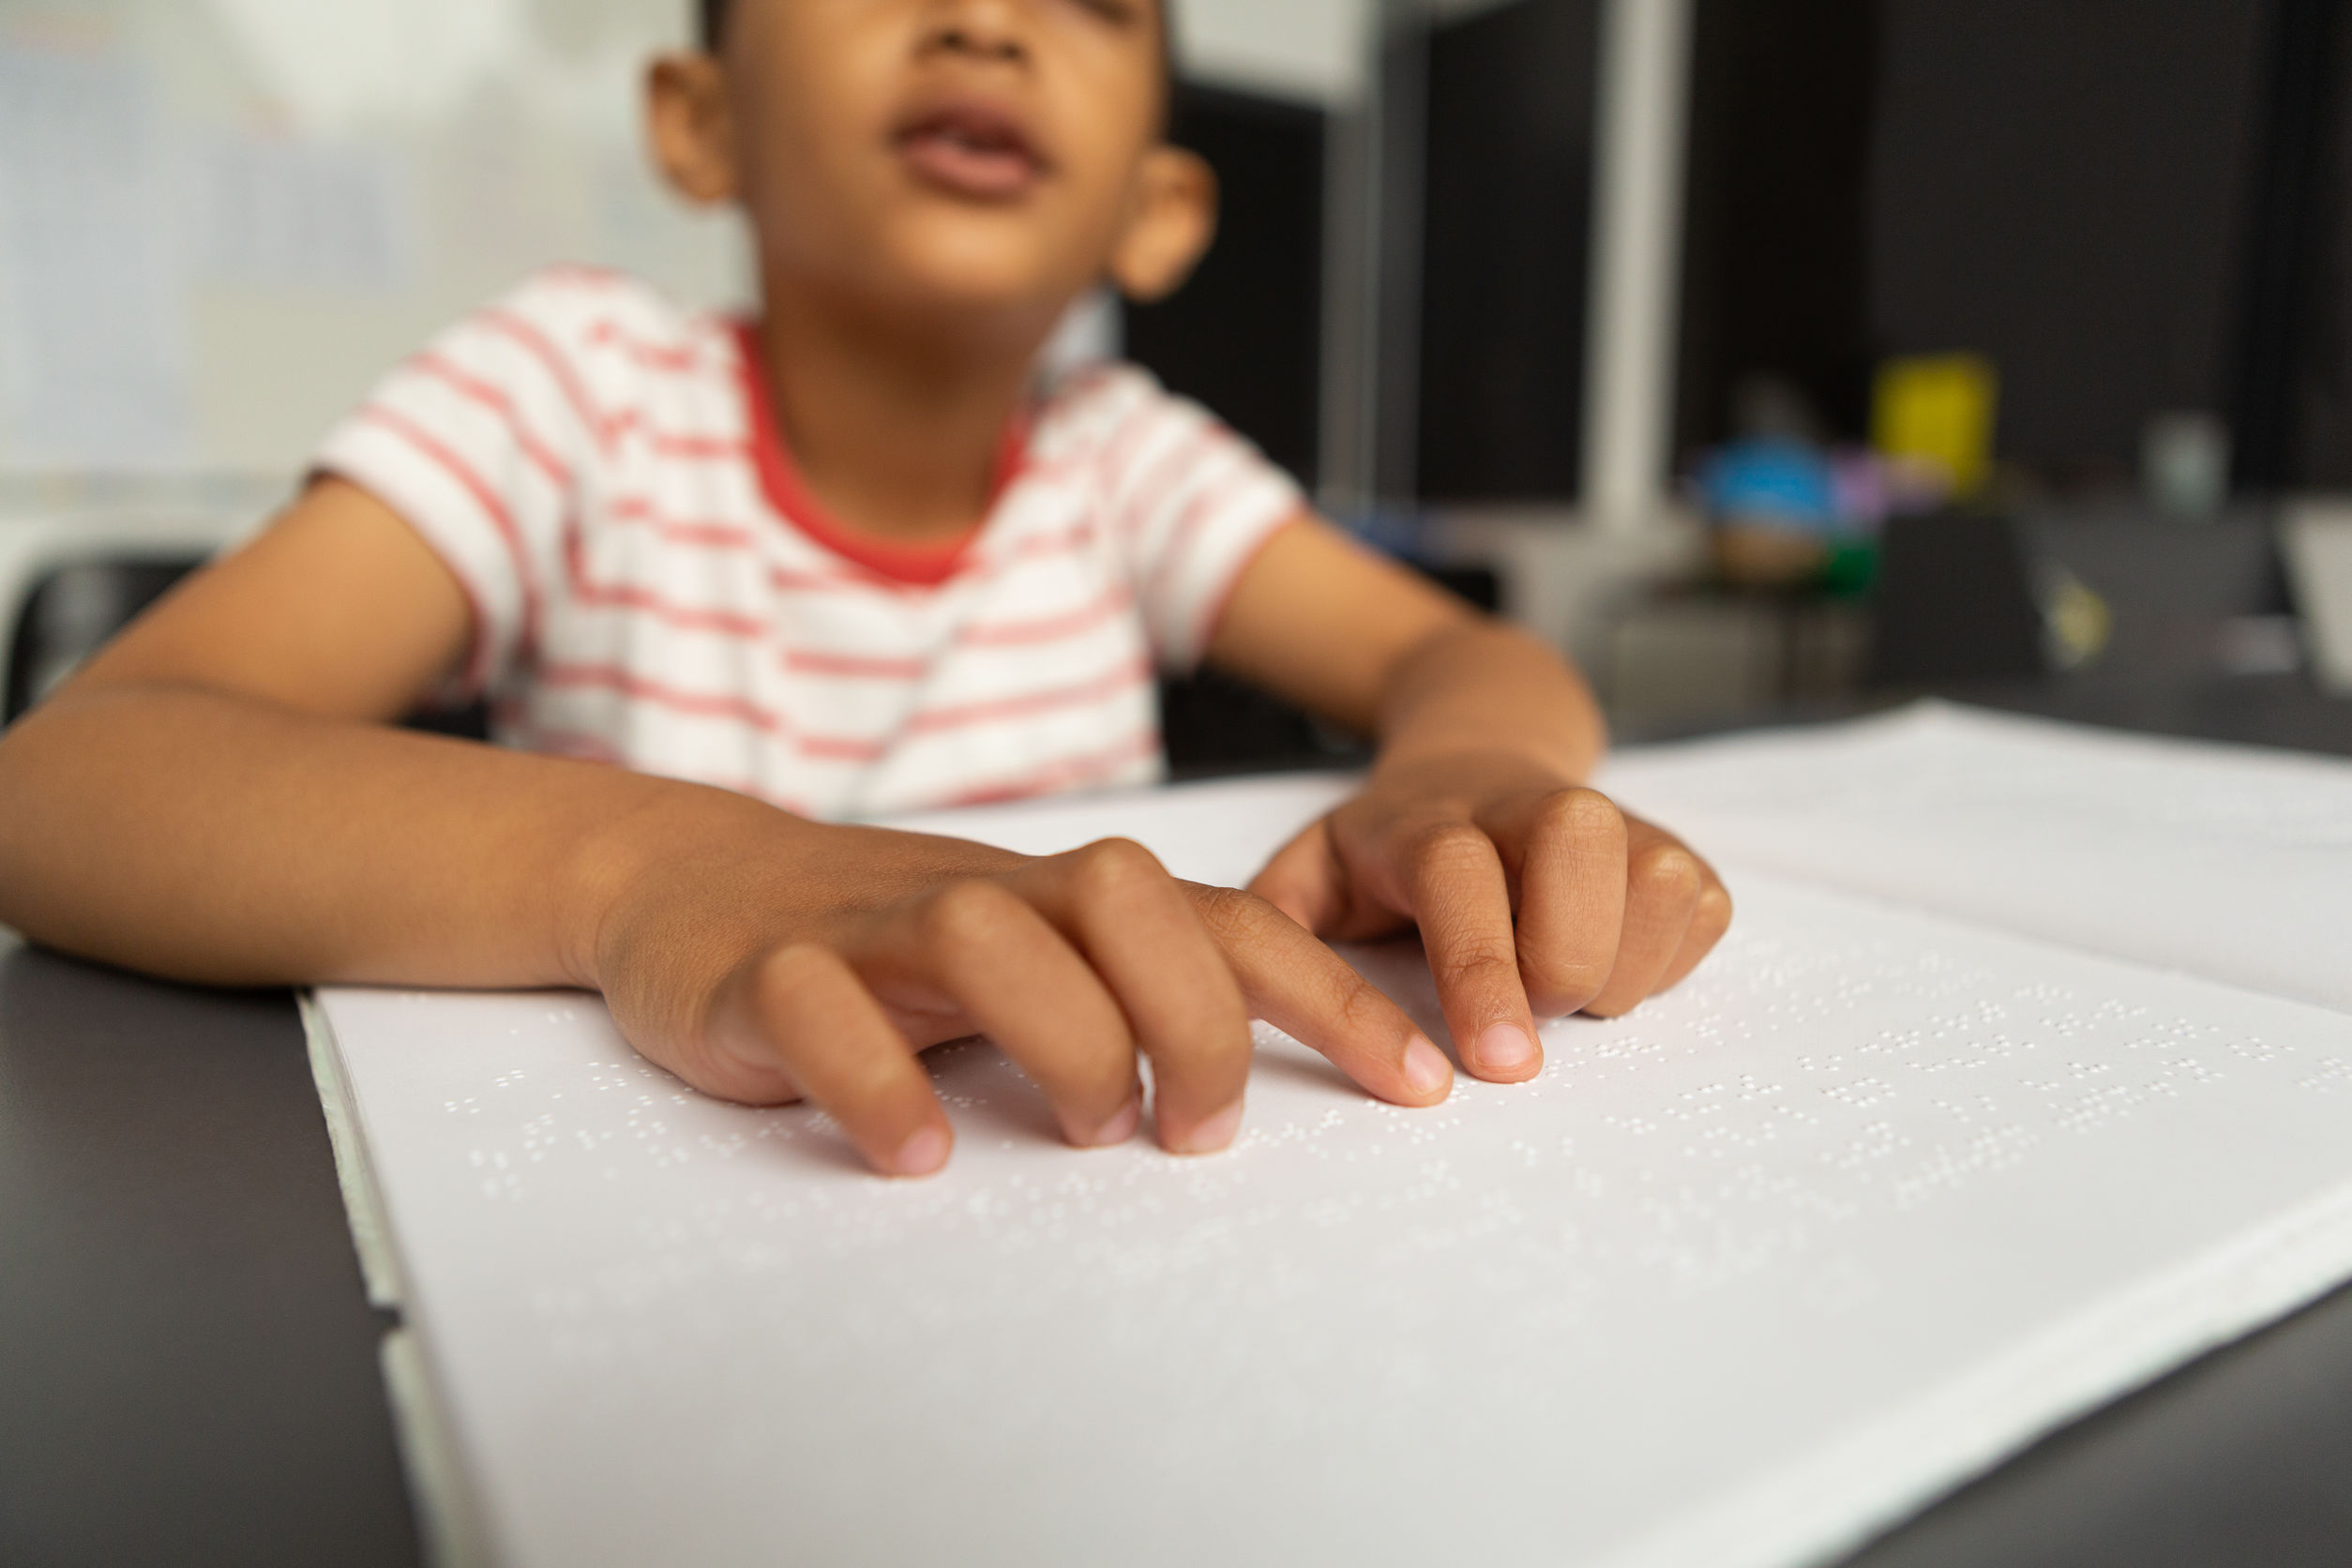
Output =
[{"x1": 917, "y1": 0, "x2": 1030, "y2": 66}]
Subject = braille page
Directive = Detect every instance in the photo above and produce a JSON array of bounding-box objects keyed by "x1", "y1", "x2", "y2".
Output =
[
  {"x1": 1599, "y1": 702, "x2": 2352, "y2": 1013},
  {"x1": 313, "y1": 774, "x2": 2352, "y2": 1568}
]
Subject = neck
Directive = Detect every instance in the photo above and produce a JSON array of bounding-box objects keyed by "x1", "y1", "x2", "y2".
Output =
[{"x1": 754, "y1": 277, "x2": 1054, "y2": 545}]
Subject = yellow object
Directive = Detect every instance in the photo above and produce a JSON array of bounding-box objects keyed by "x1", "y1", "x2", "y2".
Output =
[{"x1": 1873, "y1": 354, "x2": 1998, "y2": 497}]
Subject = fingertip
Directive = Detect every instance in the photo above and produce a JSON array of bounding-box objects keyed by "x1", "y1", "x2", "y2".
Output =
[
  {"x1": 1162, "y1": 1099, "x2": 1244, "y2": 1155},
  {"x1": 1063, "y1": 1094, "x2": 1141, "y2": 1150},
  {"x1": 1465, "y1": 1021, "x2": 1543, "y2": 1082},
  {"x1": 1400, "y1": 1033, "x2": 1453, "y2": 1102},
  {"x1": 883, "y1": 1121, "x2": 952, "y2": 1178}
]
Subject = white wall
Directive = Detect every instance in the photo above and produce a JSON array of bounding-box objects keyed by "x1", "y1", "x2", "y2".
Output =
[
  {"x1": 0, "y1": 0, "x2": 747, "y2": 480},
  {"x1": 0, "y1": 0, "x2": 1426, "y2": 706},
  {"x1": 1177, "y1": 0, "x2": 1370, "y2": 105},
  {"x1": 0, "y1": 0, "x2": 1384, "y2": 485}
]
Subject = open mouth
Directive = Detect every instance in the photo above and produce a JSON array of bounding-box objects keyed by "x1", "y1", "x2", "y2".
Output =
[{"x1": 894, "y1": 102, "x2": 1048, "y2": 199}]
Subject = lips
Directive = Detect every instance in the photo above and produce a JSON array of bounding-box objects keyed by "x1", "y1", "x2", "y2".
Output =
[{"x1": 894, "y1": 100, "x2": 1048, "y2": 200}]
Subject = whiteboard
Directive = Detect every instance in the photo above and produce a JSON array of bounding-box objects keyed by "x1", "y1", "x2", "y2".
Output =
[
  {"x1": 0, "y1": 0, "x2": 1364, "y2": 481},
  {"x1": 0, "y1": 0, "x2": 745, "y2": 476}
]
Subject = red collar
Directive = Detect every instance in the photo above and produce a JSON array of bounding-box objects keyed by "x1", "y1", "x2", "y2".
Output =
[{"x1": 732, "y1": 322, "x2": 1028, "y2": 587}]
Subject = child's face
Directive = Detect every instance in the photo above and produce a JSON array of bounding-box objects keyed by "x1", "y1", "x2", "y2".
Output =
[{"x1": 655, "y1": 0, "x2": 1209, "y2": 337}]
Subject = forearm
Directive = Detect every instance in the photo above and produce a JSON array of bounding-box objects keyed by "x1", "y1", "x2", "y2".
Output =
[
  {"x1": 1373, "y1": 618, "x2": 1607, "y2": 782},
  {"x1": 0, "y1": 683, "x2": 790, "y2": 990}
]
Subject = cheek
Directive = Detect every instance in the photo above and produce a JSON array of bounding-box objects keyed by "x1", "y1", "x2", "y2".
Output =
[
  {"x1": 731, "y1": 29, "x2": 903, "y2": 248},
  {"x1": 1035, "y1": 81, "x2": 1158, "y2": 241},
  {"x1": 872, "y1": 210, "x2": 1080, "y2": 305}
]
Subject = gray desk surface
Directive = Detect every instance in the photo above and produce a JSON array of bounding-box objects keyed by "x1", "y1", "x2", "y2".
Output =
[{"x1": 6, "y1": 673, "x2": 2352, "y2": 1568}]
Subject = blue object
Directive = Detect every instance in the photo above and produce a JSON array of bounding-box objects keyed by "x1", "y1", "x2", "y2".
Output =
[{"x1": 1702, "y1": 439, "x2": 1839, "y2": 531}]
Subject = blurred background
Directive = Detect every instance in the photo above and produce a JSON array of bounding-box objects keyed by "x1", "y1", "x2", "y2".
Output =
[{"x1": 6, "y1": 0, "x2": 2352, "y2": 760}]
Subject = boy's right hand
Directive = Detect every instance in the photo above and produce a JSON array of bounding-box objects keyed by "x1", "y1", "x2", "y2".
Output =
[{"x1": 581, "y1": 807, "x2": 1455, "y2": 1177}]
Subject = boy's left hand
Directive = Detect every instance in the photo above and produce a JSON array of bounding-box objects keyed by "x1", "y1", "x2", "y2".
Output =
[{"x1": 1249, "y1": 747, "x2": 1732, "y2": 1082}]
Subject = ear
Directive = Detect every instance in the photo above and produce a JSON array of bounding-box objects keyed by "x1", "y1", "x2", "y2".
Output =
[
  {"x1": 646, "y1": 53, "x2": 739, "y2": 206},
  {"x1": 1108, "y1": 146, "x2": 1218, "y2": 304}
]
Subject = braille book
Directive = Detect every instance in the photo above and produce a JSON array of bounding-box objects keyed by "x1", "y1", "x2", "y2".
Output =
[{"x1": 307, "y1": 704, "x2": 2352, "y2": 1568}]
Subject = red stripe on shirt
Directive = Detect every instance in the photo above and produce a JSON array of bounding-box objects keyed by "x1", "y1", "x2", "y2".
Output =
[
  {"x1": 988, "y1": 520, "x2": 1099, "y2": 567},
  {"x1": 562, "y1": 521, "x2": 1121, "y2": 671},
  {"x1": 409, "y1": 352, "x2": 572, "y2": 491},
  {"x1": 586, "y1": 319, "x2": 706, "y2": 373},
  {"x1": 535, "y1": 648, "x2": 1142, "y2": 753},
  {"x1": 907, "y1": 658, "x2": 1150, "y2": 732},
  {"x1": 566, "y1": 529, "x2": 920, "y2": 663},
  {"x1": 753, "y1": 521, "x2": 1099, "y2": 598},
  {"x1": 357, "y1": 403, "x2": 541, "y2": 656},
  {"x1": 568, "y1": 546, "x2": 927, "y2": 667},
  {"x1": 607, "y1": 408, "x2": 750, "y2": 460},
  {"x1": 647, "y1": 431, "x2": 751, "y2": 460},
  {"x1": 932, "y1": 729, "x2": 1163, "y2": 809},
  {"x1": 561, "y1": 532, "x2": 771, "y2": 637},
  {"x1": 784, "y1": 649, "x2": 931, "y2": 678},
  {"x1": 1095, "y1": 399, "x2": 1167, "y2": 491},
  {"x1": 1118, "y1": 426, "x2": 1228, "y2": 548},
  {"x1": 765, "y1": 564, "x2": 902, "y2": 595},
  {"x1": 1003, "y1": 453, "x2": 1093, "y2": 489},
  {"x1": 607, "y1": 497, "x2": 761, "y2": 551},
  {"x1": 1148, "y1": 464, "x2": 1266, "y2": 605},
  {"x1": 535, "y1": 662, "x2": 890, "y2": 762},
  {"x1": 479, "y1": 309, "x2": 610, "y2": 452},
  {"x1": 958, "y1": 583, "x2": 1133, "y2": 646}
]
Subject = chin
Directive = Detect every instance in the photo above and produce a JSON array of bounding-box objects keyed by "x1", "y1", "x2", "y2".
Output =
[{"x1": 866, "y1": 222, "x2": 1093, "y2": 332}]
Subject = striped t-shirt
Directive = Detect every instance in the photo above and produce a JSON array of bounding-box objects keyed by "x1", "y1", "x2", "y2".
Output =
[{"x1": 317, "y1": 268, "x2": 1304, "y2": 819}]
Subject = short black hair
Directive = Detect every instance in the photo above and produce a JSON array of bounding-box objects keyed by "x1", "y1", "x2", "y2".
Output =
[{"x1": 701, "y1": 0, "x2": 728, "y2": 52}]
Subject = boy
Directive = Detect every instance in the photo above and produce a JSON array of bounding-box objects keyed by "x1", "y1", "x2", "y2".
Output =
[{"x1": 0, "y1": 0, "x2": 1729, "y2": 1176}]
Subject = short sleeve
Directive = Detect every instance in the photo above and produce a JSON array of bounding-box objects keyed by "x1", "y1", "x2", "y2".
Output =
[
  {"x1": 1093, "y1": 372, "x2": 1306, "y2": 673},
  {"x1": 312, "y1": 277, "x2": 593, "y2": 699}
]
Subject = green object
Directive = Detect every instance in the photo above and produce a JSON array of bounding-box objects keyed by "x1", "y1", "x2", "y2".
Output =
[{"x1": 1820, "y1": 539, "x2": 1879, "y2": 598}]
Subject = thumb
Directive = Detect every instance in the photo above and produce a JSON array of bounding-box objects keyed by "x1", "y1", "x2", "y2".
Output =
[{"x1": 1247, "y1": 815, "x2": 1350, "y2": 935}]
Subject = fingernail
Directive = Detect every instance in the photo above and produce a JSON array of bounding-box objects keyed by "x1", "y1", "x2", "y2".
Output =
[
  {"x1": 1169, "y1": 1100, "x2": 1244, "y2": 1154},
  {"x1": 888, "y1": 1123, "x2": 950, "y2": 1177},
  {"x1": 1471, "y1": 1023, "x2": 1539, "y2": 1076},
  {"x1": 1401, "y1": 1034, "x2": 1452, "y2": 1097},
  {"x1": 1071, "y1": 1097, "x2": 1140, "y2": 1149}
]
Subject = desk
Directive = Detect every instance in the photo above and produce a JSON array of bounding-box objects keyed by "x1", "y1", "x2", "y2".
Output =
[
  {"x1": 0, "y1": 946, "x2": 417, "y2": 1566},
  {"x1": 6, "y1": 679, "x2": 2352, "y2": 1567}
]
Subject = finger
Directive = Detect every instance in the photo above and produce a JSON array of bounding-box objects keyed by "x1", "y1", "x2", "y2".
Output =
[
  {"x1": 1185, "y1": 882, "x2": 1453, "y2": 1108},
  {"x1": 1487, "y1": 787, "x2": 1629, "y2": 1018},
  {"x1": 872, "y1": 878, "x2": 1144, "y2": 1151},
  {"x1": 710, "y1": 943, "x2": 951, "y2": 1178},
  {"x1": 1247, "y1": 816, "x2": 1349, "y2": 935},
  {"x1": 1653, "y1": 864, "x2": 1734, "y2": 994},
  {"x1": 1581, "y1": 825, "x2": 1707, "y2": 1017},
  {"x1": 1014, "y1": 839, "x2": 1253, "y2": 1153},
  {"x1": 1402, "y1": 822, "x2": 1542, "y2": 1081}
]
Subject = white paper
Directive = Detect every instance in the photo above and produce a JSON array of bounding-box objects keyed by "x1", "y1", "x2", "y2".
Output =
[
  {"x1": 315, "y1": 763, "x2": 2352, "y2": 1568},
  {"x1": 1601, "y1": 701, "x2": 2352, "y2": 1013}
]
